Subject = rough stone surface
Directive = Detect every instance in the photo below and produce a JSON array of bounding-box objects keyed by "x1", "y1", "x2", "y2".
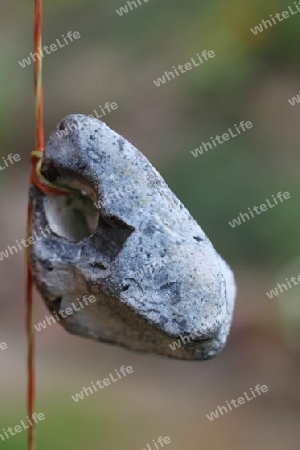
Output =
[{"x1": 30, "y1": 114, "x2": 236, "y2": 360}]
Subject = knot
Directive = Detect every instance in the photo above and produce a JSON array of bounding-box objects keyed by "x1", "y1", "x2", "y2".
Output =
[{"x1": 31, "y1": 150, "x2": 76, "y2": 196}]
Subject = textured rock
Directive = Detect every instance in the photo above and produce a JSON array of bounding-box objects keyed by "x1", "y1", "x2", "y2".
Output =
[{"x1": 30, "y1": 114, "x2": 236, "y2": 360}]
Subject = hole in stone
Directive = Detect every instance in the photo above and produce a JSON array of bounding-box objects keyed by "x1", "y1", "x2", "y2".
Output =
[
  {"x1": 90, "y1": 262, "x2": 106, "y2": 270},
  {"x1": 193, "y1": 236, "x2": 203, "y2": 242},
  {"x1": 48, "y1": 296, "x2": 62, "y2": 315},
  {"x1": 122, "y1": 285, "x2": 130, "y2": 292},
  {"x1": 43, "y1": 260, "x2": 54, "y2": 272},
  {"x1": 44, "y1": 191, "x2": 99, "y2": 242},
  {"x1": 96, "y1": 215, "x2": 135, "y2": 260}
]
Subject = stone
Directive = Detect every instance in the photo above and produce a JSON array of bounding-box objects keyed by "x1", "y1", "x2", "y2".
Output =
[{"x1": 29, "y1": 114, "x2": 236, "y2": 360}]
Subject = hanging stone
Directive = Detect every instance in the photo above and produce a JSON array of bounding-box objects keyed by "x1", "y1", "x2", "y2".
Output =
[{"x1": 29, "y1": 114, "x2": 236, "y2": 360}]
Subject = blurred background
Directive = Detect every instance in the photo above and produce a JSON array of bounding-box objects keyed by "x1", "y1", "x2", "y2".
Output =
[{"x1": 1, "y1": 0, "x2": 300, "y2": 448}]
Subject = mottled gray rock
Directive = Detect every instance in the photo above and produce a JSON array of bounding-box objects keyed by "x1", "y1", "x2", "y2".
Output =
[{"x1": 30, "y1": 114, "x2": 236, "y2": 360}]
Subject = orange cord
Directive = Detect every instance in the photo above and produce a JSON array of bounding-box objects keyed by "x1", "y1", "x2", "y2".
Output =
[
  {"x1": 25, "y1": 203, "x2": 35, "y2": 450},
  {"x1": 26, "y1": 2, "x2": 72, "y2": 449}
]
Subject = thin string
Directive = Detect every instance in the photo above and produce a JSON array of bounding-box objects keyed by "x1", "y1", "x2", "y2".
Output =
[
  {"x1": 26, "y1": 1, "x2": 44, "y2": 447},
  {"x1": 25, "y1": 203, "x2": 35, "y2": 450},
  {"x1": 26, "y1": 2, "x2": 73, "y2": 450},
  {"x1": 26, "y1": 2, "x2": 44, "y2": 447}
]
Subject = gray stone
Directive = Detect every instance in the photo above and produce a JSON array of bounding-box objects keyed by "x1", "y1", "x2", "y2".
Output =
[{"x1": 30, "y1": 114, "x2": 236, "y2": 360}]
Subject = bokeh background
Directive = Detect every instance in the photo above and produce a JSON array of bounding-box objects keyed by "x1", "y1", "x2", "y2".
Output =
[{"x1": 1, "y1": 0, "x2": 300, "y2": 448}]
